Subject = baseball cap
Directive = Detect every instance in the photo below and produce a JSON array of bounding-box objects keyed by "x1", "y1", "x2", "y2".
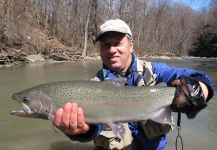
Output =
[{"x1": 95, "y1": 19, "x2": 132, "y2": 41}]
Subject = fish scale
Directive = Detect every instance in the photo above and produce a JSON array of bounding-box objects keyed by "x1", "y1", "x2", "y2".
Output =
[{"x1": 11, "y1": 80, "x2": 175, "y2": 125}]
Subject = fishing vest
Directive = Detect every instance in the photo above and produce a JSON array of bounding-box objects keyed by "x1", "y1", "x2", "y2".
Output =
[{"x1": 91, "y1": 58, "x2": 172, "y2": 150}]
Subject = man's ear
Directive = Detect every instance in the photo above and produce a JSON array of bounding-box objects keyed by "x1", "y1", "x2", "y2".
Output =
[{"x1": 130, "y1": 42, "x2": 134, "y2": 53}]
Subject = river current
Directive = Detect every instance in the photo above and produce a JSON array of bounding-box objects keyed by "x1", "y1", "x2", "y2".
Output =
[{"x1": 0, "y1": 57, "x2": 216, "y2": 150}]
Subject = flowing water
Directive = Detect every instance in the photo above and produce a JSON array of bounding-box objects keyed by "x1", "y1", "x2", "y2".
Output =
[{"x1": 0, "y1": 58, "x2": 216, "y2": 150}]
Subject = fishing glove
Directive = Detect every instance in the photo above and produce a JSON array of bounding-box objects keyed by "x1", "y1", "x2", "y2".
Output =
[{"x1": 170, "y1": 76, "x2": 207, "y2": 119}]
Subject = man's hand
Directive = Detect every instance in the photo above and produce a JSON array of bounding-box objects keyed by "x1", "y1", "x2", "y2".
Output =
[
  {"x1": 53, "y1": 102, "x2": 90, "y2": 135},
  {"x1": 171, "y1": 77, "x2": 208, "y2": 119}
]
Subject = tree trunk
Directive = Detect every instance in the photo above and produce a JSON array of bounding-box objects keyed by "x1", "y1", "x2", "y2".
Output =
[{"x1": 82, "y1": 4, "x2": 91, "y2": 58}]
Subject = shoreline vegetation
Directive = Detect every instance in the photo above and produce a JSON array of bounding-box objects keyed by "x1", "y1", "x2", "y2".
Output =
[{"x1": 0, "y1": 0, "x2": 216, "y2": 66}]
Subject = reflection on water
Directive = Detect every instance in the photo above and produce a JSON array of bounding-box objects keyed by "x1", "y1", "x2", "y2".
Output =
[{"x1": 0, "y1": 58, "x2": 216, "y2": 150}]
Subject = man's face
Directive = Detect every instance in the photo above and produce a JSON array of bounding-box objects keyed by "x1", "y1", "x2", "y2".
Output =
[{"x1": 99, "y1": 32, "x2": 133, "y2": 74}]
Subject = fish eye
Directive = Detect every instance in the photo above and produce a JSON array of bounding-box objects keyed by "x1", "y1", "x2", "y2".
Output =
[{"x1": 23, "y1": 97, "x2": 30, "y2": 103}]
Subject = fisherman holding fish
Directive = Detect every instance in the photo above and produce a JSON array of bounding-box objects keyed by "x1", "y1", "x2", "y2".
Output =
[{"x1": 52, "y1": 19, "x2": 214, "y2": 150}]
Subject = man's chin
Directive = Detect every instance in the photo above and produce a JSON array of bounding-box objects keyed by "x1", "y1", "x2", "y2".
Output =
[
  {"x1": 104, "y1": 62, "x2": 121, "y2": 71},
  {"x1": 109, "y1": 65, "x2": 122, "y2": 72}
]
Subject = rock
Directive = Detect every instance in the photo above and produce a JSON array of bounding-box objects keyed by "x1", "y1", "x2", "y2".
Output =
[{"x1": 25, "y1": 54, "x2": 45, "y2": 63}]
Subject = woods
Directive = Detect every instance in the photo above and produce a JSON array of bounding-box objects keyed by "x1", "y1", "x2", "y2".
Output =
[{"x1": 0, "y1": 0, "x2": 217, "y2": 64}]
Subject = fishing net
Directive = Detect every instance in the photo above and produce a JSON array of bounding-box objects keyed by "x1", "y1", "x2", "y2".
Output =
[{"x1": 170, "y1": 77, "x2": 207, "y2": 119}]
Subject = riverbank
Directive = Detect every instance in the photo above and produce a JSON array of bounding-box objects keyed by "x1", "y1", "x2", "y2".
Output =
[
  {"x1": 1, "y1": 51, "x2": 217, "y2": 67},
  {"x1": 0, "y1": 52, "x2": 102, "y2": 66}
]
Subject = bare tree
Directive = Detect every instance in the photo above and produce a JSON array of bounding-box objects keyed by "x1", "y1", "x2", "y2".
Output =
[
  {"x1": 1, "y1": 0, "x2": 216, "y2": 63},
  {"x1": 82, "y1": 1, "x2": 92, "y2": 58}
]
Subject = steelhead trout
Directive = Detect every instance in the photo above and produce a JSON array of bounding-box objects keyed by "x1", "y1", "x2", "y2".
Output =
[{"x1": 11, "y1": 80, "x2": 175, "y2": 125}]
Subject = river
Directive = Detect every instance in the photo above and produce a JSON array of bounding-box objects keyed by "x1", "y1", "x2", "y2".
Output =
[{"x1": 0, "y1": 57, "x2": 216, "y2": 150}]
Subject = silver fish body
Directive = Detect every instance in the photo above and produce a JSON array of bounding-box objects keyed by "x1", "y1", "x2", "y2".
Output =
[{"x1": 11, "y1": 80, "x2": 175, "y2": 125}]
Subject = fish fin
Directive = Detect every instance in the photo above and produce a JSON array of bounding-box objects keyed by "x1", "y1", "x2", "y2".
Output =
[
  {"x1": 109, "y1": 123, "x2": 125, "y2": 140},
  {"x1": 48, "y1": 114, "x2": 54, "y2": 121},
  {"x1": 149, "y1": 106, "x2": 175, "y2": 127},
  {"x1": 48, "y1": 115, "x2": 58, "y2": 133}
]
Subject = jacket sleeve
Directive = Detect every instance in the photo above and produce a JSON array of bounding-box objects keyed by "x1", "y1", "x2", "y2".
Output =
[
  {"x1": 151, "y1": 62, "x2": 214, "y2": 101},
  {"x1": 66, "y1": 124, "x2": 104, "y2": 142}
]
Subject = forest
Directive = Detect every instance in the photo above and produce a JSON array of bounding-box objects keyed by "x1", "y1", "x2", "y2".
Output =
[{"x1": 0, "y1": 0, "x2": 217, "y2": 64}]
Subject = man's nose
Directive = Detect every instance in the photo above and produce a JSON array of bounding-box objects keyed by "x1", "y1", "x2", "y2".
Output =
[{"x1": 108, "y1": 45, "x2": 117, "y2": 53}]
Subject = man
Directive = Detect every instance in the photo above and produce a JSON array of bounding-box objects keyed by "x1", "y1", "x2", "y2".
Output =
[{"x1": 53, "y1": 19, "x2": 214, "y2": 150}]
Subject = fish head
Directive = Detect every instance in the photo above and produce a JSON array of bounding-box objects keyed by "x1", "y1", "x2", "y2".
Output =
[{"x1": 11, "y1": 87, "x2": 54, "y2": 120}]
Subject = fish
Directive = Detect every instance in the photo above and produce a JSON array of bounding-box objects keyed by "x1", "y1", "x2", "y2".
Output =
[{"x1": 11, "y1": 80, "x2": 176, "y2": 136}]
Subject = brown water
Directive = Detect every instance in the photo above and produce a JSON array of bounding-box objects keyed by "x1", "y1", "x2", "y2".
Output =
[{"x1": 0, "y1": 58, "x2": 216, "y2": 150}]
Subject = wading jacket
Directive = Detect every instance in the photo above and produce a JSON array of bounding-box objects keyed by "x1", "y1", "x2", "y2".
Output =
[{"x1": 67, "y1": 54, "x2": 213, "y2": 150}]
